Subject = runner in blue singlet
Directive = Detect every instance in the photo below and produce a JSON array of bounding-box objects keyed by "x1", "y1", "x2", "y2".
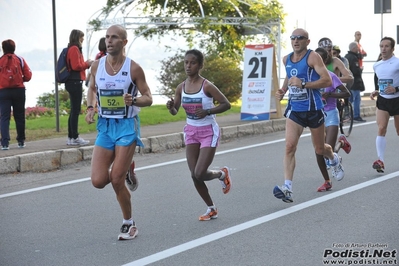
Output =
[{"x1": 273, "y1": 28, "x2": 345, "y2": 203}]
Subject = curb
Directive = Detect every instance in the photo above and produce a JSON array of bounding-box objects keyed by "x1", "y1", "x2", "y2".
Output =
[{"x1": 0, "y1": 106, "x2": 375, "y2": 174}]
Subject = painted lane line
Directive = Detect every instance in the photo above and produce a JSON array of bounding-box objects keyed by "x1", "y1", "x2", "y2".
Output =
[
  {"x1": 123, "y1": 171, "x2": 398, "y2": 266},
  {"x1": 0, "y1": 120, "x2": 375, "y2": 199}
]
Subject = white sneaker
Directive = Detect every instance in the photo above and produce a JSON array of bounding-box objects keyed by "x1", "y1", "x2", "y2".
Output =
[
  {"x1": 69, "y1": 137, "x2": 89, "y2": 146},
  {"x1": 331, "y1": 154, "x2": 344, "y2": 181},
  {"x1": 329, "y1": 153, "x2": 339, "y2": 166},
  {"x1": 66, "y1": 138, "x2": 71, "y2": 145},
  {"x1": 273, "y1": 184, "x2": 293, "y2": 203},
  {"x1": 118, "y1": 222, "x2": 138, "y2": 240}
]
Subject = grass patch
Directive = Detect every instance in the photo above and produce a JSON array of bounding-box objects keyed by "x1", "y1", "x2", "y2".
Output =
[{"x1": 9, "y1": 104, "x2": 242, "y2": 142}]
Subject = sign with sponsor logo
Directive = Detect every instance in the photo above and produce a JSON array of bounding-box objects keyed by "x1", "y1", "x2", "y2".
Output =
[{"x1": 241, "y1": 44, "x2": 281, "y2": 120}]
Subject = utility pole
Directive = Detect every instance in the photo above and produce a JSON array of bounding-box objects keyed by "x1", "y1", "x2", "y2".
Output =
[
  {"x1": 374, "y1": 0, "x2": 392, "y2": 39},
  {"x1": 52, "y1": 0, "x2": 60, "y2": 132}
]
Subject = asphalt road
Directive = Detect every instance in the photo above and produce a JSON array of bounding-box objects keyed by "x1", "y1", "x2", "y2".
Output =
[{"x1": 1, "y1": 116, "x2": 398, "y2": 266}]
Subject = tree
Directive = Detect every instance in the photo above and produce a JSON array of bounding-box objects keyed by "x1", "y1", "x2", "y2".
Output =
[
  {"x1": 89, "y1": 0, "x2": 286, "y2": 102},
  {"x1": 90, "y1": 0, "x2": 286, "y2": 60},
  {"x1": 158, "y1": 50, "x2": 243, "y2": 103},
  {"x1": 37, "y1": 88, "x2": 70, "y2": 109},
  {"x1": 36, "y1": 86, "x2": 88, "y2": 112}
]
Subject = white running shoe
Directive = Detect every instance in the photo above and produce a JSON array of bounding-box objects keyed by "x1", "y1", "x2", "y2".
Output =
[
  {"x1": 329, "y1": 153, "x2": 339, "y2": 166},
  {"x1": 69, "y1": 137, "x2": 89, "y2": 146},
  {"x1": 331, "y1": 153, "x2": 344, "y2": 181},
  {"x1": 118, "y1": 222, "x2": 138, "y2": 240},
  {"x1": 273, "y1": 184, "x2": 293, "y2": 203}
]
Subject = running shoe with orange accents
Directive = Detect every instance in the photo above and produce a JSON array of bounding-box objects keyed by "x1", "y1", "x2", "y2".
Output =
[
  {"x1": 338, "y1": 134, "x2": 351, "y2": 154},
  {"x1": 220, "y1": 166, "x2": 231, "y2": 194},
  {"x1": 317, "y1": 181, "x2": 332, "y2": 192},
  {"x1": 372, "y1": 160, "x2": 385, "y2": 173},
  {"x1": 199, "y1": 208, "x2": 218, "y2": 221}
]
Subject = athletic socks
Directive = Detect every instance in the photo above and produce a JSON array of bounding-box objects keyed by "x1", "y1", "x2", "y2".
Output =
[
  {"x1": 123, "y1": 218, "x2": 133, "y2": 225},
  {"x1": 376, "y1": 136, "x2": 386, "y2": 162},
  {"x1": 284, "y1": 180, "x2": 292, "y2": 191}
]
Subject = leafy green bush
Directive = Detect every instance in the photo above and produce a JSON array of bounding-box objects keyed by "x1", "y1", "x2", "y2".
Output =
[
  {"x1": 157, "y1": 51, "x2": 243, "y2": 103},
  {"x1": 32, "y1": 86, "x2": 88, "y2": 117}
]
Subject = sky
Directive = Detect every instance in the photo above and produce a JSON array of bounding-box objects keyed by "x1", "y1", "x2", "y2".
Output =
[{"x1": 0, "y1": 0, "x2": 398, "y2": 89}]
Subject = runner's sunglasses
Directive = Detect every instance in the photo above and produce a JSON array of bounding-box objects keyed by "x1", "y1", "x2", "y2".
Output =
[{"x1": 290, "y1": 35, "x2": 307, "y2": 40}]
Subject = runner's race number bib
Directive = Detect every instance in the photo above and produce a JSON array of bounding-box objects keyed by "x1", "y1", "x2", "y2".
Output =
[
  {"x1": 378, "y1": 79, "x2": 393, "y2": 95},
  {"x1": 99, "y1": 88, "x2": 126, "y2": 116},
  {"x1": 289, "y1": 78, "x2": 308, "y2": 101}
]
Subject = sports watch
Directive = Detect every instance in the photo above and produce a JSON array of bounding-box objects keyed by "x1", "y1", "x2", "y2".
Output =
[{"x1": 301, "y1": 81, "x2": 306, "y2": 89}]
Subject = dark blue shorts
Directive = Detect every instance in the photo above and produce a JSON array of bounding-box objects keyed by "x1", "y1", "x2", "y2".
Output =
[{"x1": 284, "y1": 109, "x2": 325, "y2": 128}]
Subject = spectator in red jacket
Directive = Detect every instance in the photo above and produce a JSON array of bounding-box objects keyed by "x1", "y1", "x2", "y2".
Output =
[
  {"x1": 0, "y1": 39, "x2": 32, "y2": 150},
  {"x1": 95, "y1": 37, "x2": 107, "y2": 60},
  {"x1": 65, "y1": 29, "x2": 93, "y2": 146},
  {"x1": 86, "y1": 37, "x2": 107, "y2": 87}
]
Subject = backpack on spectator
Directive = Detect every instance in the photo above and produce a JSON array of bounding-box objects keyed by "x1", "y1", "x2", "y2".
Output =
[
  {"x1": 0, "y1": 54, "x2": 24, "y2": 89},
  {"x1": 55, "y1": 47, "x2": 71, "y2": 83}
]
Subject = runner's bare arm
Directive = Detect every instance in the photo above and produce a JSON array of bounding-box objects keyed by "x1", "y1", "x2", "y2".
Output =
[{"x1": 130, "y1": 60, "x2": 152, "y2": 107}]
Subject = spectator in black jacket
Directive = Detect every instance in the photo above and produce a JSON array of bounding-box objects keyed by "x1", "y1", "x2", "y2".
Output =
[{"x1": 345, "y1": 42, "x2": 366, "y2": 122}]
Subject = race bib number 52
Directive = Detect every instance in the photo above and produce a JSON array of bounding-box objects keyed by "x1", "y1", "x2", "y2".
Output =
[{"x1": 99, "y1": 88, "x2": 126, "y2": 116}]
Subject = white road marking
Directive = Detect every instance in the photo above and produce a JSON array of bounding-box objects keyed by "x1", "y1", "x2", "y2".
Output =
[
  {"x1": 0, "y1": 138, "x2": 290, "y2": 199},
  {"x1": 123, "y1": 171, "x2": 398, "y2": 266},
  {"x1": 0, "y1": 120, "x2": 379, "y2": 199},
  {"x1": 0, "y1": 120, "x2": 395, "y2": 265}
]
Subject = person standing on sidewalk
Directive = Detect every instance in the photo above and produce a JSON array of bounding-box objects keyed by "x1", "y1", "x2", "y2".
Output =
[
  {"x1": 370, "y1": 36, "x2": 399, "y2": 173},
  {"x1": 0, "y1": 39, "x2": 32, "y2": 150},
  {"x1": 314, "y1": 48, "x2": 352, "y2": 192},
  {"x1": 85, "y1": 24, "x2": 153, "y2": 240},
  {"x1": 274, "y1": 28, "x2": 345, "y2": 203},
  {"x1": 166, "y1": 49, "x2": 232, "y2": 221},
  {"x1": 345, "y1": 42, "x2": 366, "y2": 122},
  {"x1": 354, "y1": 31, "x2": 367, "y2": 71},
  {"x1": 65, "y1": 29, "x2": 93, "y2": 146}
]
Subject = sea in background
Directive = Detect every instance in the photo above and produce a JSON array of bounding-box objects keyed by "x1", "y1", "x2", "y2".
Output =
[
  {"x1": 25, "y1": 62, "x2": 377, "y2": 108},
  {"x1": 25, "y1": 70, "x2": 170, "y2": 108}
]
